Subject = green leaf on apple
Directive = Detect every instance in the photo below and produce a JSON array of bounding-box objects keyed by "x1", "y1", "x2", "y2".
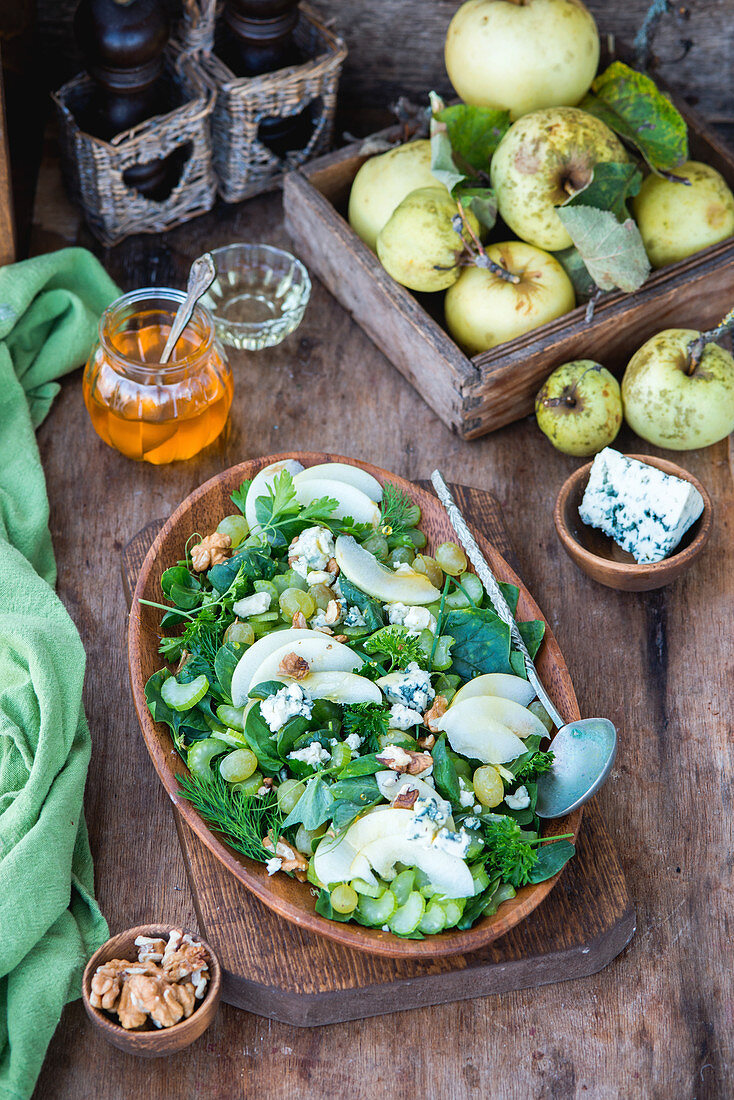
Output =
[
  {"x1": 580, "y1": 61, "x2": 688, "y2": 175},
  {"x1": 432, "y1": 103, "x2": 510, "y2": 174},
  {"x1": 429, "y1": 129, "x2": 466, "y2": 195},
  {"x1": 554, "y1": 245, "x2": 597, "y2": 302},
  {"x1": 555, "y1": 206, "x2": 651, "y2": 293},
  {"x1": 454, "y1": 185, "x2": 498, "y2": 232},
  {"x1": 562, "y1": 161, "x2": 643, "y2": 222}
]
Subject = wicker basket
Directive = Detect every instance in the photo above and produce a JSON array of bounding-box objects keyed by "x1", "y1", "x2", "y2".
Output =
[
  {"x1": 177, "y1": 0, "x2": 347, "y2": 203},
  {"x1": 53, "y1": 51, "x2": 217, "y2": 247}
]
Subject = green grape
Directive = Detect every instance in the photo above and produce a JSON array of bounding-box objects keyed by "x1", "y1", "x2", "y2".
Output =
[
  {"x1": 403, "y1": 503, "x2": 422, "y2": 527},
  {"x1": 404, "y1": 528, "x2": 427, "y2": 549},
  {"x1": 295, "y1": 823, "x2": 327, "y2": 856},
  {"x1": 224, "y1": 620, "x2": 255, "y2": 646},
  {"x1": 276, "y1": 778, "x2": 306, "y2": 815},
  {"x1": 277, "y1": 569, "x2": 308, "y2": 593},
  {"x1": 331, "y1": 883, "x2": 359, "y2": 914},
  {"x1": 308, "y1": 582, "x2": 333, "y2": 611},
  {"x1": 330, "y1": 742, "x2": 352, "y2": 770},
  {"x1": 435, "y1": 541, "x2": 468, "y2": 576},
  {"x1": 387, "y1": 547, "x2": 414, "y2": 567},
  {"x1": 473, "y1": 765, "x2": 504, "y2": 808},
  {"x1": 279, "y1": 588, "x2": 316, "y2": 621},
  {"x1": 362, "y1": 532, "x2": 389, "y2": 561},
  {"x1": 217, "y1": 513, "x2": 249, "y2": 548},
  {"x1": 377, "y1": 730, "x2": 418, "y2": 751},
  {"x1": 219, "y1": 748, "x2": 258, "y2": 783},
  {"x1": 235, "y1": 772, "x2": 263, "y2": 797},
  {"x1": 412, "y1": 554, "x2": 444, "y2": 589}
]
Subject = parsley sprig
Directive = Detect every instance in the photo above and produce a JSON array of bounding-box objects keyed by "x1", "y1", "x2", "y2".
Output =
[
  {"x1": 482, "y1": 816, "x2": 573, "y2": 887},
  {"x1": 364, "y1": 625, "x2": 430, "y2": 671},
  {"x1": 512, "y1": 750, "x2": 555, "y2": 783},
  {"x1": 342, "y1": 702, "x2": 391, "y2": 753}
]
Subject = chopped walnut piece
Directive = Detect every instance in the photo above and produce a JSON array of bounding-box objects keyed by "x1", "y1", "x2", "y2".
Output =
[
  {"x1": 263, "y1": 836, "x2": 309, "y2": 880},
  {"x1": 190, "y1": 532, "x2": 231, "y2": 572},
  {"x1": 324, "y1": 599, "x2": 341, "y2": 625},
  {"x1": 326, "y1": 557, "x2": 339, "y2": 576},
  {"x1": 161, "y1": 940, "x2": 209, "y2": 983},
  {"x1": 417, "y1": 733, "x2": 436, "y2": 750},
  {"x1": 279, "y1": 652, "x2": 310, "y2": 680},
  {"x1": 423, "y1": 695, "x2": 448, "y2": 733},
  {"x1": 134, "y1": 936, "x2": 166, "y2": 964},
  {"x1": 314, "y1": 625, "x2": 334, "y2": 635},
  {"x1": 392, "y1": 786, "x2": 419, "y2": 809},
  {"x1": 126, "y1": 973, "x2": 194, "y2": 1029},
  {"x1": 334, "y1": 635, "x2": 348, "y2": 643},
  {"x1": 89, "y1": 959, "x2": 129, "y2": 1011},
  {"x1": 116, "y1": 981, "x2": 148, "y2": 1030},
  {"x1": 376, "y1": 746, "x2": 434, "y2": 775},
  {"x1": 292, "y1": 610, "x2": 307, "y2": 629}
]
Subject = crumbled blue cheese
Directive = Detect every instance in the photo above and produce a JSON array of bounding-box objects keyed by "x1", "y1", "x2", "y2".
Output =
[
  {"x1": 407, "y1": 794, "x2": 450, "y2": 842},
  {"x1": 389, "y1": 703, "x2": 424, "y2": 730},
  {"x1": 287, "y1": 741, "x2": 331, "y2": 768},
  {"x1": 289, "y1": 526, "x2": 336, "y2": 577},
  {"x1": 344, "y1": 604, "x2": 366, "y2": 628},
  {"x1": 579, "y1": 447, "x2": 705, "y2": 564},
  {"x1": 392, "y1": 562, "x2": 415, "y2": 574},
  {"x1": 376, "y1": 744, "x2": 413, "y2": 769},
  {"x1": 505, "y1": 785, "x2": 531, "y2": 810},
  {"x1": 463, "y1": 816, "x2": 480, "y2": 829},
  {"x1": 306, "y1": 569, "x2": 334, "y2": 587},
  {"x1": 345, "y1": 732, "x2": 363, "y2": 756},
  {"x1": 265, "y1": 857, "x2": 283, "y2": 876},
  {"x1": 386, "y1": 602, "x2": 437, "y2": 635},
  {"x1": 260, "y1": 683, "x2": 313, "y2": 733},
  {"x1": 433, "y1": 827, "x2": 473, "y2": 859},
  {"x1": 232, "y1": 591, "x2": 272, "y2": 617},
  {"x1": 310, "y1": 600, "x2": 343, "y2": 629},
  {"x1": 458, "y1": 777, "x2": 475, "y2": 808},
  {"x1": 380, "y1": 662, "x2": 435, "y2": 710}
]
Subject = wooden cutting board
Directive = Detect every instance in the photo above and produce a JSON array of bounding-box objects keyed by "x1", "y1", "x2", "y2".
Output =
[{"x1": 122, "y1": 483, "x2": 635, "y2": 1026}]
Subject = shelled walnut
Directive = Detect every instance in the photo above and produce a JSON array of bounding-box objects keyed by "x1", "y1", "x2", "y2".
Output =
[{"x1": 90, "y1": 930, "x2": 210, "y2": 1030}]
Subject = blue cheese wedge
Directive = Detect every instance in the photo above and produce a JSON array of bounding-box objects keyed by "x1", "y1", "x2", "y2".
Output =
[{"x1": 579, "y1": 448, "x2": 704, "y2": 564}]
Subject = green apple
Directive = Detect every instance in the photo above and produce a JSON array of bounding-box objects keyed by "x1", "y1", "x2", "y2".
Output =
[
  {"x1": 348, "y1": 140, "x2": 447, "y2": 252},
  {"x1": 633, "y1": 161, "x2": 734, "y2": 269},
  {"x1": 445, "y1": 0, "x2": 600, "y2": 119},
  {"x1": 376, "y1": 188, "x2": 480, "y2": 293},
  {"x1": 444, "y1": 240, "x2": 575, "y2": 354},
  {"x1": 622, "y1": 329, "x2": 734, "y2": 450},
  {"x1": 535, "y1": 359, "x2": 623, "y2": 455},
  {"x1": 490, "y1": 107, "x2": 627, "y2": 250}
]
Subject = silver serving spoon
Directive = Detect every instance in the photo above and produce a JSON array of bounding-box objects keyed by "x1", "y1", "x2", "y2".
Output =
[
  {"x1": 159, "y1": 252, "x2": 216, "y2": 364},
  {"x1": 431, "y1": 470, "x2": 617, "y2": 819}
]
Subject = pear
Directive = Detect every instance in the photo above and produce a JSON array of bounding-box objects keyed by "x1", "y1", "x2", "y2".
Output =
[
  {"x1": 376, "y1": 188, "x2": 480, "y2": 293},
  {"x1": 294, "y1": 477, "x2": 380, "y2": 527},
  {"x1": 451, "y1": 673, "x2": 536, "y2": 709},
  {"x1": 295, "y1": 671, "x2": 382, "y2": 705},
  {"x1": 348, "y1": 140, "x2": 447, "y2": 252},
  {"x1": 245, "y1": 459, "x2": 304, "y2": 531},
  {"x1": 295, "y1": 463, "x2": 383, "y2": 502}
]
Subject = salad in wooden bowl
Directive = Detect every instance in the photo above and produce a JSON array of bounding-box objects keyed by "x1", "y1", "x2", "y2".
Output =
[{"x1": 129, "y1": 454, "x2": 581, "y2": 958}]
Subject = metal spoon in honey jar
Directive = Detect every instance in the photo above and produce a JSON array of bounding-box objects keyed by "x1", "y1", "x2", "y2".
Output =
[
  {"x1": 160, "y1": 253, "x2": 217, "y2": 365},
  {"x1": 430, "y1": 470, "x2": 617, "y2": 820}
]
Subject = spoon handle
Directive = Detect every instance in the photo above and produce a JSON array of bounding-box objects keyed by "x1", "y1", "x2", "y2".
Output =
[
  {"x1": 430, "y1": 470, "x2": 566, "y2": 730},
  {"x1": 160, "y1": 253, "x2": 216, "y2": 365}
]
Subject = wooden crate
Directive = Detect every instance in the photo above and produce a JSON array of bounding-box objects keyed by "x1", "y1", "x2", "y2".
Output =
[{"x1": 284, "y1": 105, "x2": 734, "y2": 440}]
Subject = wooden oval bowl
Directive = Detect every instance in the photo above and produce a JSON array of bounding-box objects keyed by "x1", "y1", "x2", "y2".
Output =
[
  {"x1": 82, "y1": 924, "x2": 221, "y2": 1057},
  {"x1": 129, "y1": 453, "x2": 582, "y2": 959},
  {"x1": 554, "y1": 453, "x2": 713, "y2": 592}
]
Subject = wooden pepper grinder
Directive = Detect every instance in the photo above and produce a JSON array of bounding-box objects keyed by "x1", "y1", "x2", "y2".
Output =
[
  {"x1": 73, "y1": 0, "x2": 174, "y2": 197},
  {"x1": 218, "y1": 0, "x2": 315, "y2": 156}
]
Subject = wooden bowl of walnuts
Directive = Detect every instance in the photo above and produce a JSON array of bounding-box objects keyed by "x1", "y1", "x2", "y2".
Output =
[{"x1": 82, "y1": 924, "x2": 221, "y2": 1057}]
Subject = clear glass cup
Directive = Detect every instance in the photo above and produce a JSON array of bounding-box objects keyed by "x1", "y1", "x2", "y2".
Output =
[
  {"x1": 83, "y1": 288, "x2": 233, "y2": 465},
  {"x1": 200, "y1": 243, "x2": 311, "y2": 350}
]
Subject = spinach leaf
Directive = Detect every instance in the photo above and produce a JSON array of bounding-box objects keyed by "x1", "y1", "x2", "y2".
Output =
[
  {"x1": 336, "y1": 753, "x2": 384, "y2": 778},
  {"x1": 276, "y1": 716, "x2": 312, "y2": 759},
  {"x1": 282, "y1": 775, "x2": 334, "y2": 830},
  {"x1": 444, "y1": 607, "x2": 512, "y2": 679},
  {"x1": 338, "y1": 576, "x2": 385, "y2": 632},
  {"x1": 458, "y1": 881, "x2": 516, "y2": 930},
  {"x1": 528, "y1": 839, "x2": 575, "y2": 883},
  {"x1": 329, "y1": 776, "x2": 382, "y2": 829},
  {"x1": 243, "y1": 703, "x2": 285, "y2": 774},
  {"x1": 315, "y1": 888, "x2": 353, "y2": 922},
  {"x1": 144, "y1": 670, "x2": 213, "y2": 748},
  {"x1": 432, "y1": 735, "x2": 461, "y2": 804},
  {"x1": 207, "y1": 546, "x2": 276, "y2": 594},
  {"x1": 498, "y1": 582, "x2": 519, "y2": 615},
  {"x1": 214, "y1": 642, "x2": 240, "y2": 702},
  {"x1": 160, "y1": 566, "x2": 202, "y2": 611},
  {"x1": 510, "y1": 620, "x2": 546, "y2": 677},
  {"x1": 248, "y1": 679, "x2": 287, "y2": 700}
]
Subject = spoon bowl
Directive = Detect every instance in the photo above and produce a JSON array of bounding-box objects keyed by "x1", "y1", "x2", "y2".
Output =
[{"x1": 535, "y1": 718, "x2": 617, "y2": 818}]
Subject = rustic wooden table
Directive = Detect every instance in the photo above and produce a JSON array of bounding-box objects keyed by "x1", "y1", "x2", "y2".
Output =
[{"x1": 30, "y1": 146, "x2": 732, "y2": 1099}]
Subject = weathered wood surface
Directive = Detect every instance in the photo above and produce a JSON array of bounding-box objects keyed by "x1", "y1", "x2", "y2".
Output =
[
  {"x1": 31, "y1": 143, "x2": 733, "y2": 1098},
  {"x1": 122, "y1": 493, "x2": 631, "y2": 1019}
]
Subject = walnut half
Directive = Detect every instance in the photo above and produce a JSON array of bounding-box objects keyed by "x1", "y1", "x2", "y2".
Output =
[
  {"x1": 190, "y1": 532, "x2": 231, "y2": 572},
  {"x1": 263, "y1": 836, "x2": 309, "y2": 880},
  {"x1": 278, "y1": 652, "x2": 310, "y2": 680}
]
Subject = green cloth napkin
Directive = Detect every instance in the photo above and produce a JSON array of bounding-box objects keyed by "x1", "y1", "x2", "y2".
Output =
[{"x1": 0, "y1": 248, "x2": 119, "y2": 1100}]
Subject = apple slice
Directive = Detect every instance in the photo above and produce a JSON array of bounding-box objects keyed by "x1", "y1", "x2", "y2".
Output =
[
  {"x1": 295, "y1": 463, "x2": 383, "y2": 503},
  {"x1": 294, "y1": 478, "x2": 380, "y2": 527},
  {"x1": 355, "y1": 838, "x2": 474, "y2": 899},
  {"x1": 249, "y1": 636, "x2": 361, "y2": 690},
  {"x1": 451, "y1": 673, "x2": 535, "y2": 709},
  {"x1": 335, "y1": 535, "x2": 441, "y2": 605},
  {"x1": 297, "y1": 671, "x2": 382, "y2": 705},
  {"x1": 230, "y1": 627, "x2": 314, "y2": 705},
  {"x1": 245, "y1": 459, "x2": 304, "y2": 531},
  {"x1": 433, "y1": 699, "x2": 527, "y2": 763}
]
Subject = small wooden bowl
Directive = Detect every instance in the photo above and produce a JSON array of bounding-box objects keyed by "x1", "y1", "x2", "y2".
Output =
[
  {"x1": 82, "y1": 924, "x2": 221, "y2": 1058},
  {"x1": 554, "y1": 454, "x2": 713, "y2": 591}
]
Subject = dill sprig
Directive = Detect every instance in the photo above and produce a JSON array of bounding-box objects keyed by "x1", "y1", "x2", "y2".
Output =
[
  {"x1": 342, "y1": 702, "x2": 391, "y2": 753},
  {"x1": 378, "y1": 482, "x2": 420, "y2": 539},
  {"x1": 177, "y1": 770, "x2": 284, "y2": 862}
]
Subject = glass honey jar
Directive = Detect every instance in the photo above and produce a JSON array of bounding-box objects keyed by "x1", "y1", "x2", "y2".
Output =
[{"x1": 83, "y1": 288, "x2": 233, "y2": 464}]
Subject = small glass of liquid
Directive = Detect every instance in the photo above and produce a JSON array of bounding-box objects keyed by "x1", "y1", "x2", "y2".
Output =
[{"x1": 83, "y1": 288, "x2": 233, "y2": 464}]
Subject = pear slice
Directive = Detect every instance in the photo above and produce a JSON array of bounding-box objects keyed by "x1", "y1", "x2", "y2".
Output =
[
  {"x1": 312, "y1": 833, "x2": 370, "y2": 889},
  {"x1": 295, "y1": 463, "x2": 383, "y2": 503},
  {"x1": 355, "y1": 838, "x2": 474, "y2": 899},
  {"x1": 344, "y1": 807, "x2": 416, "y2": 851},
  {"x1": 295, "y1": 478, "x2": 380, "y2": 527},
  {"x1": 245, "y1": 459, "x2": 304, "y2": 531},
  {"x1": 230, "y1": 627, "x2": 315, "y2": 705},
  {"x1": 335, "y1": 535, "x2": 440, "y2": 605},
  {"x1": 296, "y1": 670, "x2": 382, "y2": 705},
  {"x1": 433, "y1": 698, "x2": 527, "y2": 763},
  {"x1": 451, "y1": 673, "x2": 536, "y2": 709},
  {"x1": 249, "y1": 636, "x2": 361, "y2": 691},
  {"x1": 374, "y1": 772, "x2": 446, "y2": 807},
  {"x1": 467, "y1": 695, "x2": 549, "y2": 739}
]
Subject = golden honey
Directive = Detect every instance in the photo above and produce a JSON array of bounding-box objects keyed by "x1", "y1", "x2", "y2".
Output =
[{"x1": 83, "y1": 289, "x2": 233, "y2": 464}]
